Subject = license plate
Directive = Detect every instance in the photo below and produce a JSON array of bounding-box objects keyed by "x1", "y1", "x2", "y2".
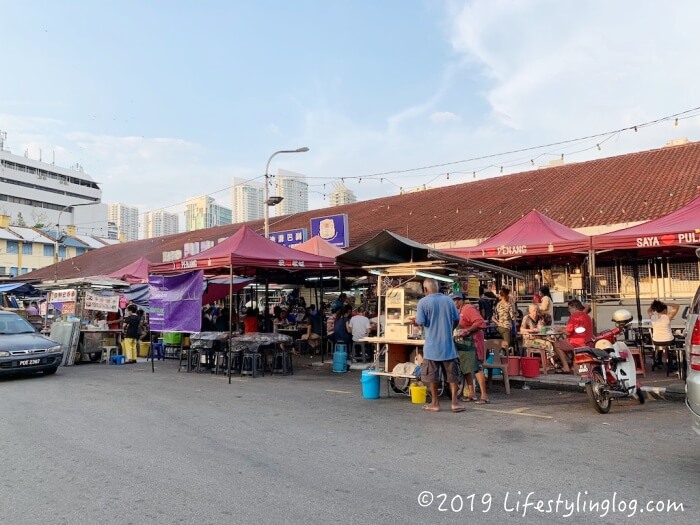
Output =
[
  {"x1": 19, "y1": 358, "x2": 41, "y2": 366},
  {"x1": 577, "y1": 364, "x2": 589, "y2": 374}
]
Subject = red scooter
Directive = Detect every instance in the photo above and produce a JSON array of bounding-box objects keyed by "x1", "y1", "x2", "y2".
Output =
[{"x1": 573, "y1": 309, "x2": 645, "y2": 413}]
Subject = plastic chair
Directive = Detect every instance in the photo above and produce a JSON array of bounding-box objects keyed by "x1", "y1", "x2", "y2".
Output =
[
  {"x1": 271, "y1": 347, "x2": 294, "y2": 375},
  {"x1": 100, "y1": 346, "x2": 119, "y2": 365}
]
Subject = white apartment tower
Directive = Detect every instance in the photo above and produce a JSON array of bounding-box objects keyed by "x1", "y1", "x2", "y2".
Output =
[
  {"x1": 0, "y1": 131, "x2": 108, "y2": 235},
  {"x1": 329, "y1": 182, "x2": 357, "y2": 206},
  {"x1": 142, "y1": 210, "x2": 179, "y2": 239},
  {"x1": 108, "y1": 203, "x2": 140, "y2": 241},
  {"x1": 275, "y1": 169, "x2": 308, "y2": 217},
  {"x1": 231, "y1": 178, "x2": 263, "y2": 223},
  {"x1": 184, "y1": 195, "x2": 232, "y2": 231}
]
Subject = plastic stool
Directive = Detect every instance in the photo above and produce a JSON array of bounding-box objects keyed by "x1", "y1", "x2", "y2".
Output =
[
  {"x1": 101, "y1": 346, "x2": 119, "y2": 365},
  {"x1": 271, "y1": 349, "x2": 293, "y2": 375},
  {"x1": 241, "y1": 352, "x2": 264, "y2": 377},
  {"x1": 352, "y1": 342, "x2": 367, "y2": 363},
  {"x1": 627, "y1": 347, "x2": 645, "y2": 377},
  {"x1": 526, "y1": 346, "x2": 548, "y2": 375},
  {"x1": 110, "y1": 354, "x2": 126, "y2": 365},
  {"x1": 148, "y1": 341, "x2": 164, "y2": 361}
]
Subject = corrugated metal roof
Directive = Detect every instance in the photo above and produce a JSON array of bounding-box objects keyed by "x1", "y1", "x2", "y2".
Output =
[
  {"x1": 7, "y1": 226, "x2": 52, "y2": 243},
  {"x1": 0, "y1": 228, "x2": 22, "y2": 241},
  {"x1": 75, "y1": 235, "x2": 108, "y2": 249}
]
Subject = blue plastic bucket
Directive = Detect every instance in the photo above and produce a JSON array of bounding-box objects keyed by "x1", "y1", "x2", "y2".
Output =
[
  {"x1": 360, "y1": 370, "x2": 380, "y2": 399},
  {"x1": 332, "y1": 344, "x2": 348, "y2": 373}
]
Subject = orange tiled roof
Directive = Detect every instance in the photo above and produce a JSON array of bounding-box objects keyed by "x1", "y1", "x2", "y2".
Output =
[{"x1": 22, "y1": 140, "x2": 700, "y2": 281}]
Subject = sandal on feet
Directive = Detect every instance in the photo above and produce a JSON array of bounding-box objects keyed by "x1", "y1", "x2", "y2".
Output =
[
  {"x1": 458, "y1": 396, "x2": 477, "y2": 402},
  {"x1": 474, "y1": 399, "x2": 490, "y2": 405},
  {"x1": 422, "y1": 404, "x2": 441, "y2": 412},
  {"x1": 451, "y1": 406, "x2": 466, "y2": 413}
]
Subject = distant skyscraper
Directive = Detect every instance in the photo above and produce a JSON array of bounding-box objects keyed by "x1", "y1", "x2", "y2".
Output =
[
  {"x1": 329, "y1": 182, "x2": 357, "y2": 206},
  {"x1": 275, "y1": 169, "x2": 308, "y2": 217},
  {"x1": 108, "y1": 203, "x2": 139, "y2": 241},
  {"x1": 142, "y1": 210, "x2": 179, "y2": 239},
  {"x1": 231, "y1": 178, "x2": 264, "y2": 223},
  {"x1": 184, "y1": 195, "x2": 232, "y2": 231}
]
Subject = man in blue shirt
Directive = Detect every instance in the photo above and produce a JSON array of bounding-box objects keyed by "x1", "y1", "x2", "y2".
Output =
[{"x1": 413, "y1": 278, "x2": 464, "y2": 413}]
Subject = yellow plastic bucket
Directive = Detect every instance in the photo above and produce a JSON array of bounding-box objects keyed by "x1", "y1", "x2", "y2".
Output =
[
  {"x1": 138, "y1": 342, "x2": 150, "y2": 358},
  {"x1": 410, "y1": 384, "x2": 427, "y2": 404}
]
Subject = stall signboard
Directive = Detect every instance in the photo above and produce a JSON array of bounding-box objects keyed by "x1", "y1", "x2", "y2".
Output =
[
  {"x1": 61, "y1": 302, "x2": 76, "y2": 316},
  {"x1": 48, "y1": 289, "x2": 77, "y2": 303},
  {"x1": 83, "y1": 292, "x2": 120, "y2": 312},
  {"x1": 148, "y1": 270, "x2": 204, "y2": 333},
  {"x1": 310, "y1": 214, "x2": 349, "y2": 248},
  {"x1": 268, "y1": 228, "x2": 307, "y2": 248}
]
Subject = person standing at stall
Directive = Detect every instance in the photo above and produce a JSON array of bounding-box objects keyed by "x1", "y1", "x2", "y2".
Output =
[
  {"x1": 452, "y1": 294, "x2": 489, "y2": 404},
  {"x1": 493, "y1": 287, "x2": 517, "y2": 354},
  {"x1": 122, "y1": 304, "x2": 140, "y2": 363},
  {"x1": 411, "y1": 279, "x2": 464, "y2": 413}
]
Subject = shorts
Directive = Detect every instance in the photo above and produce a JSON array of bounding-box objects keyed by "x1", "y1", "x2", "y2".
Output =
[
  {"x1": 457, "y1": 350, "x2": 476, "y2": 375},
  {"x1": 497, "y1": 326, "x2": 512, "y2": 346},
  {"x1": 421, "y1": 358, "x2": 461, "y2": 384}
]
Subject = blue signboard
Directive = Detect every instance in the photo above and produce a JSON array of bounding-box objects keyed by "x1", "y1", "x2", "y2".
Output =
[
  {"x1": 310, "y1": 213, "x2": 349, "y2": 248},
  {"x1": 268, "y1": 228, "x2": 307, "y2": 248}
]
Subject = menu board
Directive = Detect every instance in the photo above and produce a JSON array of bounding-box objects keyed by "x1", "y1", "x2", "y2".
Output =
[{"x1": 84, "y1": 292, "x2": 120, "y2": 312}]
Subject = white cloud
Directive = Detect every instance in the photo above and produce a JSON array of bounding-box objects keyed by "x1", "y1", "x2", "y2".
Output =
[{"x1": 430, "y1": 111, "x2": 461, "y2": 123}]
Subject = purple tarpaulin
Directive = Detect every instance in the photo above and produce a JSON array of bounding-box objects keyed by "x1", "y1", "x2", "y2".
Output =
[{"x1": 148, "y1": 270, "x2": 204, "y2": 333}]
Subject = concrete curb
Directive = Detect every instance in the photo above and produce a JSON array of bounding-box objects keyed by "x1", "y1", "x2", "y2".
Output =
[{"x1": 508, "y1": 376, "x2": 685, "y2": 402}]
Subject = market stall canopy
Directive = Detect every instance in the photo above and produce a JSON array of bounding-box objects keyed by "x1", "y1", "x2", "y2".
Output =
[
  {"x1": 202, "y1": 277, "x2": 256, "y2": 304},
  {"x1": 444, "y1": 209, "x2": 590, "y2": 259},
  {"x1": 108, "y1": 256, "x2": 152, "y2": 284},
  {"x1": 148, "y1": 225, "x2": 338, "y2": 276},
  {"x1": 0, "y1": 282, "x2": 40, "y2": 295},
  {"x1": 292, "y1": 235, "x2": 346, "y2": 257},
  {"x1": 592, "y1": 194, "x2": 700, "y2": 251},
  {"x1": 336, "y1": 230, "x2": 523, "y2": 279},
  {"x1": 34, "y1": 276, "x2": 131, "y2": 291}
]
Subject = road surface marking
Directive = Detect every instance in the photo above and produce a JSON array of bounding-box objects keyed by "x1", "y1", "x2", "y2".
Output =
[
  {"x1": 325, "y1": 389, "x2": 353, "y2": 394},
  {"x1": 473, "y1": 406, "x2": 553, "y2": 419}
]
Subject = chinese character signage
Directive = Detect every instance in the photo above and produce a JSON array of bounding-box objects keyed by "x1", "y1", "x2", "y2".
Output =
[
  {"x1": 84, "y1": 292, "x2": 120, "y2": 312},
  {"x1": 48, "y1": 289, "x2": 77, "y2": 303},
  {"x1": 268, "y1": 228, "x2": 307, "y2": 248},
  {"x1": 310, "y1": 214, "x2": 349, "y2": 248}
]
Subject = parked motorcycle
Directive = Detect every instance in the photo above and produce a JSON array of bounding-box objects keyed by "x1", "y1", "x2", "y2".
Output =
[{"x1": 573, "y1": 309, "x2": 645, "y2": 413}]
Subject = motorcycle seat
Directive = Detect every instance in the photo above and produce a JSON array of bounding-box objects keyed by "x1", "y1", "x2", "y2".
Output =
[{"x1": 574, "y1": 346, "x2": 611, "y2": 360}]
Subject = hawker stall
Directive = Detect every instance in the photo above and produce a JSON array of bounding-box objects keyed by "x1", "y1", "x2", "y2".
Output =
[{"x1": 337, "y1": 230, "x2": 523, "y2": 397}]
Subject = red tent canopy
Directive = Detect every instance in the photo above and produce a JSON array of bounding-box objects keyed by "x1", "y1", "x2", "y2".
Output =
[
  {"x1": 108, "y1": 256, "x2": 152, "y2": 283},
  {"x1": 148, "y1": 225, "x2": 337, "y2": 275},
  {"x1": 293, "y1": 235, "x2": 346, "y2": 257},
  {"x1": 444, "y1": 209, "x2": 590, "y2": 259},
  {"x1": 593, "y1": 194, "x2": 700, "y2": 250}
]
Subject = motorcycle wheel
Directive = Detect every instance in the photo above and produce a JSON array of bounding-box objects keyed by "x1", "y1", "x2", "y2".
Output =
[
  {"x1": 585, "y1": 371, "x2": 611, "y2": 414},
  {"x1": 637, "y1": 388, "x2": 646, "y2": 405},
  {"x1": 389, "y1": 377, "x2": 411, "y2": 395}
]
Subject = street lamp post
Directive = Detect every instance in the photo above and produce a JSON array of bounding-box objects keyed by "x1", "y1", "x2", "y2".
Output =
[
  {"x1": 53, "y1": 202, "x2": 92, "y2": 282},
  {"x1": 263, "y1": 147, "x2": 309, "y2": 238}
]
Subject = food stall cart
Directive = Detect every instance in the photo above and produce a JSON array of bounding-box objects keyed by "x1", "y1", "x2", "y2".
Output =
[
  {"x1": 36, "y1": 277, "x2": 131, "y2": 365},
  {"x1": 337, "y1": 230, "x2": 524, "y2": 397}
]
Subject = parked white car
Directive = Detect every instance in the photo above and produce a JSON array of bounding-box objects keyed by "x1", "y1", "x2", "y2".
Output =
[{"x1": 686, "y1": 248, "x2": 700, "y2": 435}]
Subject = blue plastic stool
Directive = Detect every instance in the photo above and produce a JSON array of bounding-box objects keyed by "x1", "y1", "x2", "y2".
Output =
[
  {"x1": 110, "y1": 355, "x2": 126, "y2": 365},
  {"x1": 149, "y1": 341, "x2": 165, "y2": 361}
]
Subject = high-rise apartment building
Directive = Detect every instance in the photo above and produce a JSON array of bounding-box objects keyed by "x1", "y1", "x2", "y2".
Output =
[
  {"x1": 275, "y1": 169, "x2": 308, "y2": 217},
  {"x1": 108, "y1": 203, "x2": 140, "y2": 241},
  {"x1": 0, "y1": 132, "x2": 108, "y2": 236},
  {"x1": 141, "y1": 209, "x2": 179, "y2": 239},
  {"x1": 184, "y1": 195, "x2": 232, "y2": 231},
  {"x1": 231, "y1": 178, "x2": 264, "y2": 223},
  {"x1": 329, "y1": 182, "x2": 357, "y2": 206}
]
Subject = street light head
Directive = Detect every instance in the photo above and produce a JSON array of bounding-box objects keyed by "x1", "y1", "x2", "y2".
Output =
[
  {"x1": 266, "y1": 196, "x2": 284, "y2": 206},
  {"x1": 295, "y1": 147, "x2": 309, "y2": 153}
]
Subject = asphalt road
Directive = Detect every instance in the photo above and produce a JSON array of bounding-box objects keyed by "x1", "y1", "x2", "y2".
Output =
[{"x1": 1, "y1": 360, "x2": 698, "y2": 525}]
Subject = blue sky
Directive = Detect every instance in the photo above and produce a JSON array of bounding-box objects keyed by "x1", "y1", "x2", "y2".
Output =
[{"x1": 2, "y1": 0, "x2": 699, "y2": 229}]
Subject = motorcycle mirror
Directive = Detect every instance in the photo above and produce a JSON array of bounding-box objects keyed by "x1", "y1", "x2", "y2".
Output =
[{"x1": 574, "y1": 326, "x2": 586, "y2": 334}]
